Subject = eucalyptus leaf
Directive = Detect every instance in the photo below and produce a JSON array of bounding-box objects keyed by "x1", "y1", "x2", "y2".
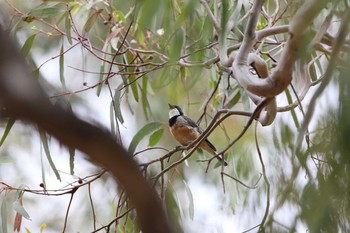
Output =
[
  {"x1": 20, "y1": 34, "x2": 36, "y2": 57},
  {"x1": 113, "y1": 84, "x2": 125, "y2": 124},
  {"x1": 0, "y1": 118, "x2": 15, "y2": 147},
  {"x1": 29, "y1": 3, "x2": 65, "y2": 18},
  {"x1": 83, "y1": 9, "x2": 103, "y2": 34},
  {"x1": 12, "y1": 200, "x2": 31, "y2": 220},
  {"x1": 129, "y1": 75, "x2": 139, "y2": 102},
  {"x1": 148, "y1": 128, "x2": 164, "y2": 147},
  {"x1": 1, "y1": 200, "x2": 8, "y2": 233},
  {"x1": 183, "y1": 181, "x2": 194, "y2": 220},
  {"x1": 65, "y1": 11, "x2": 72, "y2": 44},
  {"x1": 59, "y1": 44, "x2": 66, "y2": 89},
  {"x1": 128, "y1": 122, "x2": 162, "y2": 154},
  {"x1": 40, "y1": 223, "x2": 47, "y2": 233},
  {"x1": 39, "y1": 130, "x2": 61, "y2": 181}
]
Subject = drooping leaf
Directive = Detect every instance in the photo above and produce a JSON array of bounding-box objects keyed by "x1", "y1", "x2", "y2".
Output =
[
  {"x1": 40, "y1": 152, "x2": 46, "y2": 190},
  {"x1": 129, "y1": 74, "x2": 139, "y2": 102},
  {"x1": 40, "y1": 223, "x2": 46, "y2": 233},
  {"x1": 110, "y1": 102, "x2": 116, "y2": 136},
  {"x1": 29, "y1": 3, "x2": 65, "y2": 18},
  {"x1": 285, "y1": 88, "x2": 300, "y2": 129},
  {"x1": 12, "y1": 199, "x2": 30, "y2": 220},
  {"x1": 32, "y1": 68, "x2": 40, "y2": 80},
  {"x1": 66, "y1": 102, "x2": 75, "y2": 175},
  {"x1": 113, "y1": 83, "x2": 125, "y2": 124},
  {"x1": 165, "y1": 187, "x2": 182, "y2": 230},
  {"x1": 13, "y1": 210, "x2": 22, "y2": 231},
  {"x1": 272, "y1": 128, "x2": 281, "y2": 151},
  {"x1": 0, "y1": 118, "x2": 15, "y2": 147},
  {"x1": 1, "y1": 200, "x2": 8, "y2": 233},
  {"x1": 135, "y1": 0, "x2": 165, "y2": 32},
  {"x1": 39, "y1": 130, "x2": 61, "y2": 181},
  {"x1": 69, "y1": 147, "x2": 75, "y2": 175},
  {"x1": 83, "y1": 9, "x2": 103, "y2": 34},
  {"x1": 97, "y1": 62, "x2": 107, "y2": 96},
  {"x1": 148, "y1": 128, "x2": 164, "y2": 147},
  {"x1": 183, "y1": 181, "x2": 194, "y2": 220},
  {"x1": 20, "y1": 34, "x2": 36, "y2": 57},
  {"x1": 128, "y1": 122, "x2": 163, "y2": 154},
  {"x1": 141, "y1": 76, "x2": 150, "y2": 119},
  {"x1": 65, "y1": 11, "x2": 73, "y2": 44},
  {"x1": 226, "y1": 87, "x2": 241, "y2": 109},
  {"x1": 114, "y1": 10, "x2": 126, "y2": 24},
  {"x1": 59, "y1": 43, "x2": 66, "y2": 89}
]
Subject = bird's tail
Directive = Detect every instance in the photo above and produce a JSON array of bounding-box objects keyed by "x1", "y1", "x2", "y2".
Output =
[
  {"x1": 214, "y1": 152, "x2": 228, "y2": 166},
  {"x1": 201, "y1": 139, "x2": 228, "y2": 166}
]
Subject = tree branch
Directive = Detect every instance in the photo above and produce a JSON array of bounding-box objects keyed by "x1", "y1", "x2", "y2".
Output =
[
  {"x1": 232, "y1": 0, "x2": 328, "y2": 97},
  {"x1": 0, "y1": 27, "x2": 174, "y2": 233}
]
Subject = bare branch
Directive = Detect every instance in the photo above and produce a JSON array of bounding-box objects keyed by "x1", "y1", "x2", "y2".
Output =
[{"x1": 200, "y1": 0, "x2": 220, "y2": 33}]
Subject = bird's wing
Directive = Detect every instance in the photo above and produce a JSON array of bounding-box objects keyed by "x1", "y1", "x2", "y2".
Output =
[
  {"x1": 183, "y1": 116, "x2": 217, "y2": 151},
  {"x1": 183, "y1": 116, "x2": 201, "y2": 131}
]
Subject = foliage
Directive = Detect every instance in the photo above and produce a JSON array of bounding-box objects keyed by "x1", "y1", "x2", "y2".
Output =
[{"x1": 0, "y1": 0, "x2": 349, "y2": 232}]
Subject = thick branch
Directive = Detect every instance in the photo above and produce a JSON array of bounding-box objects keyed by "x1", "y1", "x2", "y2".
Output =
[
  {"x1": 234, "y1": 0, "x2": 264, "y2": 65},
  {"x1": 233, "y1": 0, "x2": 328, "y2": 98},
  {"x1": 0, "y1": 27, "x2": 174, "y2": 233}
]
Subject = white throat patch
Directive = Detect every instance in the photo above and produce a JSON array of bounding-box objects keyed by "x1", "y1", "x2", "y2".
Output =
[{"x1": 169, "y1": 108, "x2": 181, "y2": 119}]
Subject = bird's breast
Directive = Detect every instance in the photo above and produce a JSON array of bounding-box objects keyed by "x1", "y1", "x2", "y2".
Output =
[{"x1": 170, "y1": 124, "x2": 200, "y2": 146}]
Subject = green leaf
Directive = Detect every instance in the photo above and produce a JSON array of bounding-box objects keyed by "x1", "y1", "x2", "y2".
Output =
[
  {"x1": 40, "y1": 223, "x2": 46, "y2": 233},
  {"x1": 59, "y1": 44, "x2": 66, "y2": 89},
  {"x1": 110, "y1": 102, "x2": 116, "y2": 136},
  {"x1": 128, "y1": 122, "x2": 163, "y2": 154},
  {"x1": 12, "y1": 200, "x2": 31, "y2": 220},
  {"x1": 40, "y1": 151, "x2": 46, "y2": 190},
  {"x1": 164, "y1": 187, "x2": 182, "y2": 230},
  {"x1": 83, "y1": 9, "x2": 103, "y2": 34},
  {"x1": 114, "y1": 10, "x2": 126, "y2": 24},
  {"x1": 97, "y1": 63, "x2": 106, "y2": 96},
  {"x1": 69, "y1": 147, "x2": 75, "y2": 175},
  {"x1": 0, "y1": 118, "x2": 15, "y2": 147},
  {"x1": 65, "y1": 11, "x2": 73, "y2": 44},
  {"x1": 1, "y1": 200, "x2": 8, "y2": 233},
  {"x1": 20, "y1": 34, "x2": 36, "y2": 57},
  {"x1": 32, "y1": 68, "x2": 40, "y2": 80},
  {"x1": 227, "y1": 88, "x2": 241, "y2": 108},
  {"x1": 39, "y1": 130, "x2": 61, "y2": 181},
  {"x1": 272, "y1": 129, "x2": 281, "y2": 151},
  {"x1": 285, "y1": 88, "x2": 300, "y2": 128},
  {"x1": 183, "y1": 181, "x2": 194, "y2": 220},
  {"x1": 148, "y1": 128, "x2": 164, "y2": 147},
  {"x1": 129, "y1": 75, "x2": 139, "y2": 102},
  {"x1": 113, "y1": 84, "x2": 125, "y2": 124},
  {"x1": 29, "y1": 3, "x2": 65, "y2": 18},
  {"x1": 141, "y1": 76, "x2": 150, "y2": 119},
  {"x1": 66, "y1": 102, "x2": 75, "y2": 175}
]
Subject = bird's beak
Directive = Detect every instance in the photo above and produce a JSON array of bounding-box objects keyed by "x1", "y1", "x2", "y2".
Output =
[{"x1": 168, "y1": 103, "x2": 174, "y2": 109}]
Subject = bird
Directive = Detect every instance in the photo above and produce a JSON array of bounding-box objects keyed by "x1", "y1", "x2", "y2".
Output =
[{"x1": 168, "y1": 104, "x2": 228, "y2": 166}]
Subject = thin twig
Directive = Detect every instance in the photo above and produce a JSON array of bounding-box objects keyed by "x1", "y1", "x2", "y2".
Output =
[
  {"x1": 62, "y1": 190, "x2": 76, "y2": 233},
  {"x1": 254, "y1": 123, "x2": 270, "y2": 232},
  {"x1": 88, "y1": 183, "x2": 97, "y2": 231},
  {"x1": 222, "y1": 172, "x2": 262, "y2": 189}
]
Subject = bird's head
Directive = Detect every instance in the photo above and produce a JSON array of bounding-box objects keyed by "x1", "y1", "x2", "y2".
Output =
[{"x1": 168, "y1": 104, "x2": 183, "y2": 119}]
